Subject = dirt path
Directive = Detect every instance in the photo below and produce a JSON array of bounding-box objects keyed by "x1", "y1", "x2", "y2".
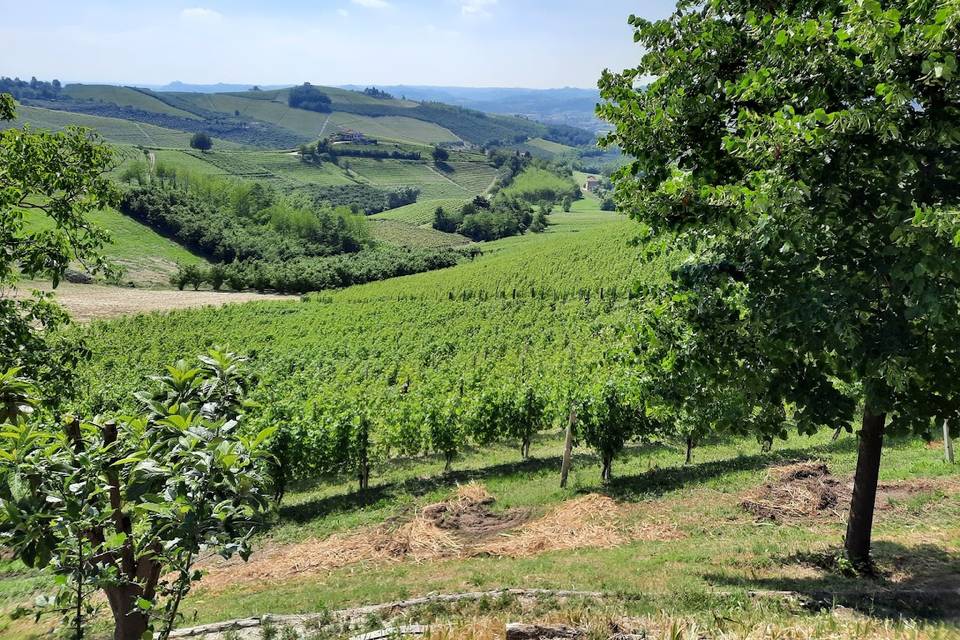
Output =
[{"x1": 9, "y1": 283, "x2": 294, "y2": 323}]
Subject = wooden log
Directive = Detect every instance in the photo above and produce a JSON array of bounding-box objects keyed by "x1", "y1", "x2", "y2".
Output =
[{"x1": 506, "y1": 622, "x2": 584, "y2": 639}]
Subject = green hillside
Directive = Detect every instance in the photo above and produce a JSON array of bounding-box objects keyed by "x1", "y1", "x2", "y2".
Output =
[
  {"x1": 0, "y1": 104, "x2": 239, "y2": 149},
  {"x1": 370, "y1": 198, "x2": 471, "y2": 225},
  {"x1": 62, "y1": 84, "x2": 201, "y2": 119},
  {"x1": 23, "y1": 207, "x2": 206, "y2": 284},
  {"x1": 501, "y1": 165, "x2": 580, "y2": 201},
  {"x1": 369, "y1": 219, "x2": 472, "y2": 249}
]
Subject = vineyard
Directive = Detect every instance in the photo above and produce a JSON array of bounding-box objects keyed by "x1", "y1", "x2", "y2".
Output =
[{"x1": 370, "y1": 198, "x2": 471, "y2": 225}]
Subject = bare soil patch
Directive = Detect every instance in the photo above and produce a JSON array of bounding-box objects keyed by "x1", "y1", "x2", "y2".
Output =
[
  {"x1": 8, "y1": 283, "x2": 293, "y2": 322},
  {"x1": 741, "y1": 461, "x2": 958, "y2": 523},
  {"x1": 196, "y1": 483, "x2": 681, "y2": 594}
]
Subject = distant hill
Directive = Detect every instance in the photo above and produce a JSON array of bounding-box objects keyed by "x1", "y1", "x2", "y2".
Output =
[
  {"x1": 142, "y1": 81, "x2": 290, "y2": 93},
  {"x1": 6, "y1": 81, "x2": 594, "y2": 150},
  {"x1": 341, "y1": 85, "x2": 606, "y2": 133}
]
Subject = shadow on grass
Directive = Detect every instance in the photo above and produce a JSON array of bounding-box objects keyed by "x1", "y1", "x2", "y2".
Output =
[
  {"x1": 605, "y1": 437, "x2": 859, "y2": 502},
  {"x1": 278, "y1": 436, "x2": 859, "y2": 525},
  {"x1": 704, "y1": 541, "x2": 960, "y2": 621}
]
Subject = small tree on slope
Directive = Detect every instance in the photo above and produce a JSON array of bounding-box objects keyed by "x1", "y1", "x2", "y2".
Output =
[
  {"x1": 0, "y1": 351, "x2": 274, "y2": 640},
  {"x1": 599, "y1": 2, "x2": 960, "y2": 569}
]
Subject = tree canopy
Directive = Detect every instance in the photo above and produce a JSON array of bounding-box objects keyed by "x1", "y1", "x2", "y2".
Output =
[
  {"x1": 189, "y1": 131, "x2": 213, "y2": 152},
  {"x1": 0, "y1": 94, "x2": 117, "y2": 398},
  {"x1": 599, "y1": 0, "x2": 960, "y2": 568}
]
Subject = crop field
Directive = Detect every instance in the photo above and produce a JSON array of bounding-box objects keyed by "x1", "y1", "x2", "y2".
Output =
[
  {"x1": 520, "y1": 137, "x2": 579, "y2": 158},
  {"x1": 368, "y1": 219, "x2": 472, "y2": 249},
  {"x1": 443, "y1": 161, "x2": 498, "y2": 193},
  {"x1": 501, "y1": 165, "x2": 579, "y2": 200},
  {"x1": 166, "y1": 92, "x2": 460, "y2": 145},
  {"x1": 328, "y1": 113, "x2": 461, "y2": 144},
  {"x1": 0, "y1": 105, "x2": 239, "y2": 148},
  {"x1": 10, "y1": 207, "x2": 954, "y2": 640},
  {"x1": 370, "y1": 198, "x2": 471, "y2": 225},
  {"x1": 62, "y1": 84, "x2": 201, "y2": 119},
  {"x1": 348, "y1": 158, "x2": 473, "y2": 200},
  {"x1": 336, "y1": 209, "x2": 657, "y2": 302}
]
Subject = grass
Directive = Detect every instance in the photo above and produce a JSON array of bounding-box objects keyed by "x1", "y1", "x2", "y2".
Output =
[
  {"x1": 369, "y1": 219, "x2": 471, "y2": 249},
  {"x1": 169, "y1": 93, "x2": 459, "y2": 145},
  {"x1": 1, "y1": 105, "x2": 239, "y2": 149},
  {"x1": 501, "y1": 166, "x2": 579, "y2": 200},
  {"x1": 22, "y1": 207, "x2": 206, "y2": 284},
  {"x1": 347, "y1": 158, "x2": 474, "y2": 200},
  {"x1": 177, "y1": 430, "x2": 960, "y2": 630},
  {"x1": 333, "y1": 208, "x2": 646, "y2": 302},
  {"x1": 4, "y1": 427, "x2": 956, "y2": 639},
  {"x1": 370, "y1": 198, "x2": 470, "y2": 225},
  {"x1": 62, "y1": 84, "x2": 201, "y2": 119}
]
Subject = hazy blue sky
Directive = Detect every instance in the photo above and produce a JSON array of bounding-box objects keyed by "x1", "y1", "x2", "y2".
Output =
[{"x1": 2, "y1": 1, "x2": 676, "y2": 88}]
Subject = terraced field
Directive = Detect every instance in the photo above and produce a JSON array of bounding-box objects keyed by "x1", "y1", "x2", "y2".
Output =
[
  {"x1": 168, "y1": 93, "x2": 460, "y2": 144},
  {"x1": 370, "y1": 198, "x2": 471, "y2": 225},
  {"x1": 62, "y1": 84, "x2": 201, "y2": 119},
  {"x1": 348, "y1": 158, "x2": 473, "y2": 200},
  {"x1": 0, "y1": 105, "x2": 239, "y2": 149},
  {"x1": 368, "y1": 219, "x2": 472, "y2": 249}
]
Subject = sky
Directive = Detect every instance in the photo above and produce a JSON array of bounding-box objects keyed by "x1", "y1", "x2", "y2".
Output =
[{"x1": 1, "y1": 1, "x2": 676, "y2": 89}]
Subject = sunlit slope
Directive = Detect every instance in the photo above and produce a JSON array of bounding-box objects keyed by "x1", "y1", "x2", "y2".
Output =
[{"x1": 0, "y1": 105, "x2": 240, "y2": 149}]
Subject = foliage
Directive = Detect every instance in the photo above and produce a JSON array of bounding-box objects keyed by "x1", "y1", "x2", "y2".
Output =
[
  {"x1": 287, "y1": 83, "x2": 332, "y2": 114},
  {"x1": 189, "y1": 131, "x2": 213, "y2": 152},
  {"x1": 0, "y1": 96, "x2": 117, "y2": 400},
  {"x1": 305, "y1": 183, "x2": 420, "y2": 215},
  {"x1": 598, "y1": 0, "x2": 960, "y2": 565},
  {"x1": 0, "y1": 76, "x2": 62, "y2": 101},
  {"x1": 120, "y1": 183, "x2": 369, "y2": 262},
  {"x1": 433, "y1": 194, "x2": 537, "y2": 242},
  {"x1": 0, "y1": 351, "x2": 274, "y2": 640},
  {"x1": 431, "y1": 146, "x2": 450, "y2": 163}
]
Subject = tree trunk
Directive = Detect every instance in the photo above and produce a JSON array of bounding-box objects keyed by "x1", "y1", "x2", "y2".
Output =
[
  {"x1": 944, "y1": 419, "x2": 955, "y2": 464},
  {"x1": 844, "y1": 406, "x2": 886, "y2": 570},
  {"x1": 685, "y1": 437, "x2": 694, "y2": 465},
  {"x1": 600, "y1": 454, "x2": 612, "y2": 484},
  {"x1": 560, "y1": 408, "x2": 576, "y2": 488},
  {"x1": 521, "y1": 437, "x2": 531, "y2": 459},
  {"x1": 105, "y1": 585, "x2": 150, "y2": 640},
  {"x1": 358, "y1": 463, "x2": 370, "y2": 491}
]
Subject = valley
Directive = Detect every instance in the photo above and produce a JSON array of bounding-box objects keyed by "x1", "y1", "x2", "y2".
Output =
[{"x1": 2, "y1": 4, "x2": 959, "y2": 638}]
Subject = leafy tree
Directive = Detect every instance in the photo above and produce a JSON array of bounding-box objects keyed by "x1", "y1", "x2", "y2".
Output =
[
  {"x1": 0, "y1": 94, "x2": 117, "y2": 400},
  {"x1": 288, "y1": 83, "x2": 332, "y2": 113},
  {"x1": 599, "y1": 1, "x2": 960, "y2": 568},
  {"x1": 579, "y1": 379, "x2": 644, "y2": 482},
  {"x1": 431, "y1": 146, "x2": 450, "y2": 163},
  {"x1": 0, "y1": 351, "x2": 274, "y2": 640},
  {"x1": 189, "y1": 131, "x2": 213, "y2": 152}
]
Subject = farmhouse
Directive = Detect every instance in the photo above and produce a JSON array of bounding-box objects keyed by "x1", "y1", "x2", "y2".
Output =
[
  {"x1": 583, "y1": 175, "x2": 601, "y2": 193},
  {"x1": 330, "y1": 129, "x2": 377, "y2": 145}
]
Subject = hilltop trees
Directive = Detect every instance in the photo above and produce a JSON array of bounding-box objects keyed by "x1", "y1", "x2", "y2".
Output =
[
  {"x1": 600, "y1": 1, "x2": 960, "y2": 568},
  {"x1": 288, "y1": 83, "x2": 332, "y2": 113},
  {"x1": 189, "y1": 131, "x2": 213, "y2": 152}
]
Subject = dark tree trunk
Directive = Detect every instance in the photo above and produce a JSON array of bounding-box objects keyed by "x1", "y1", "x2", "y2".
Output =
[
  {"x1": 559, "y1": 408, "x2": 576, "y2": 488},
  {"x1": 944, "y1": 419, "x2": 955, "y2": 464},
  {"x1": 521, "y1": 437, "x2": 531, "y2": 459},
  {"x1": 845, "y1": 406, "x2": 886, "y2": 570},
  {"x1": 105, "y1": 585, "x2": 150, "y2": 640},
  {"x1": 600, "y1": 454, "x2": 612, "y2": 484},
  {"x1": 685, "y1": 437, "x2": 694, "y2": 465},
  {"x1": 358, "y1": 463, "x2": 370, "y2": 491}
]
